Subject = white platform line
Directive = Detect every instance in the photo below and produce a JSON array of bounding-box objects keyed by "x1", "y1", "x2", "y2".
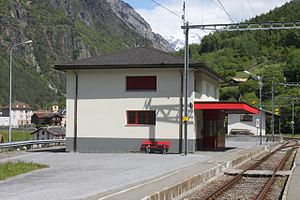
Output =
[{"x1": 98, "y1": 170, "x2": 182, "y2": 200}]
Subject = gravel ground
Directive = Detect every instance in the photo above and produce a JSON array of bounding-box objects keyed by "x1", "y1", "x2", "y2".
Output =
[
  {"x1": 187, "y1": 142, "x2": 296, "y2": 200},
  {"x1": 0, "y1": 151, "x2": 210, "y2": 200}
]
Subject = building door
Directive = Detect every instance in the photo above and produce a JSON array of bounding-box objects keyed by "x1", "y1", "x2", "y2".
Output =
[{"x1": 203, "y1": 110, "x2": 225, "y2": 149}]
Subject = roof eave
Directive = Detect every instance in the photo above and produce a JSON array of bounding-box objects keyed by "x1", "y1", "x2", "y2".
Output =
[
  {"x1": 54, "y1": 63, "x2": 200, "y2": 71},
  {"x1": 53, "y1": 63, "x2": 224, "y2": 83}
]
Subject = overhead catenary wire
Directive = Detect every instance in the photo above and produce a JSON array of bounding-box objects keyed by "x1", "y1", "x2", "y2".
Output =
[
  {"x1": 149, "y1": 0, "x2": 182, "y2": 19},
  {"x1": 208, "y1": 0, "x2": 223, "y2": 10},
  {"x1": 242, "y1": 0, "x2": 244, "y2": 22},
  {"x1": 246, "y1": 0, "x2": 257, "y2": 17},
  {"x1": 208, "y1": 0, "x2": 238, "y2": 23},
  {"x1": 216, "y1": 0, "x2": 236, "y2": 23}
]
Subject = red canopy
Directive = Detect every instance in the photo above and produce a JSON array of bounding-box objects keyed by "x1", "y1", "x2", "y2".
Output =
[{"x1": 194, "y1": 102, "x2": 259, "y2": 114}]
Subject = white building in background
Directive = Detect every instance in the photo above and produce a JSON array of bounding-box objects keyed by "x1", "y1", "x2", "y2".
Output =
[
  {"x1": 0, "y1": 116, "x2": 9, "y2": 127},
  {"x1": 1, "y1": 101, "x2": 33, "y2": 128},
  {"x1": 228, "y1": 109, "x2": 276, "y2": 136},
  {"x1": 54, "y1": 47, "x2": 257, "y2": 153}
]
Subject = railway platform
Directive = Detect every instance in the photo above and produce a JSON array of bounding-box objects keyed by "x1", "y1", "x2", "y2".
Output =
[
  {"x1": 285, "y1": 148, "x2": 300, "y2": 200},
  {"x1": 90, "y1": 142, "x2": 274, "y2": 200},
  {"x1": 0, "y1": 141, "x2": 278, "y2": 200}
]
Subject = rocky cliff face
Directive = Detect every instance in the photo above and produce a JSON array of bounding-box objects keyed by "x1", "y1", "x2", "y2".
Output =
[
  {"x1": 0, "y1": 0, "x2": 172, "y2": 108},
  {"x1": 107, "y1": 0, "x2": 173, "y2": 52}
]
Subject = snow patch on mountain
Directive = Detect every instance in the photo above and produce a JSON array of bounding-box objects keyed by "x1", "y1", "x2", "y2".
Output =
[{"x1": 165, "y1": 32, "x2": 203, "y2": 51}]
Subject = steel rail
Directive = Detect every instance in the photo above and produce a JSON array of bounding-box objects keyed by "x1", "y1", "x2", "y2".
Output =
[
  {"x1": 256, "y1": 143, "x2": 299, "y2": 199},
  {"x1": 204, "y1": 141, "x2": 289, "y2": 200}
]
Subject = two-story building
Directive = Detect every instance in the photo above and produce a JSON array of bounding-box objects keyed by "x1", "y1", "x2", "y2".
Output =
[
  {"x1": 31, "y1": 112, "x2": 63, "y2": 127},
  {"x1": 1, "y1": 101, "x2": 33, "y2": 127},
  {"x1": 54, "y1": 47, "x2": 258, "y2": 153}
]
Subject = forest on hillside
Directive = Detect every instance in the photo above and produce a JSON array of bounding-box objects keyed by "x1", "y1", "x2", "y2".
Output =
[{"x1": 177, "y1": 0, "x2": 300, "y2": 134}]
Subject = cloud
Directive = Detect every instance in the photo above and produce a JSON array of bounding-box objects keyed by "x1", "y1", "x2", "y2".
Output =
[{"x1": 134, "y1": 0, "x2": 291, "y2": 40}]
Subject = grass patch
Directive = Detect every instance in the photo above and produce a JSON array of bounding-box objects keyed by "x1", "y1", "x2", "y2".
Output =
[
  {"x1": 282, "y1": 134, "x2": 300, "y2": 139},
  {"x1": 0, "y1": 161, "x2": 48, "y2": 180},
  {"x1": 0, "y1": 130, "x2": 32, "y2": 143}
]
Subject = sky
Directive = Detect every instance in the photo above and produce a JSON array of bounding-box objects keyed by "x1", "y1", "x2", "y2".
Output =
[{"x1": 123, "y1": 0, "x2": 292, "y2": 41}]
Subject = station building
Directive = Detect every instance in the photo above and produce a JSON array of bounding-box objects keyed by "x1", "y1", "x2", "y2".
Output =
[{"x1": 54, "y1": 47, "x2": 258, "y2": 153}]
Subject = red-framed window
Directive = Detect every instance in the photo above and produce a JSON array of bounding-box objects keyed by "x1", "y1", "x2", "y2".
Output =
[
  {"x1": 127, "y1": 111, "x2": 156, "y2": 125},
  {"x1": 126, "y1": 76, "x2": 156, "y2": 91}
]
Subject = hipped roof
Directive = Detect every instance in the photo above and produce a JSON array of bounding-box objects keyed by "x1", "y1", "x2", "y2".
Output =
[{"x1": 54, "y1": 47, "x2": 224, "y2": 82}]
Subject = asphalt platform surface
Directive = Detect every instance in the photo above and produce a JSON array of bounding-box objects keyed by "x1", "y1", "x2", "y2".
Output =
[{"x1": 0, "y1": 141, "x2": 271, "y2": 200}]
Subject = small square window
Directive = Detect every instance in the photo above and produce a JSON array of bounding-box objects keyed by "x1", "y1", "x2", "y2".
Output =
[{"x1": 240, "y1": 114, "x2": 253, "y2": 122}]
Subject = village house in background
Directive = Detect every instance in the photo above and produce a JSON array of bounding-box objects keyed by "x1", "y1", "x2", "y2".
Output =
[
  {"x1": 228, "y1": 77, "x2": 248, "y2": 85},
  {"x1": 31, "y1": 127, "x2": 65, "y2": 140},
  {"x1": 0, "y1": 101, "x2": 33, "y2": 128},
  {"x1": 30, "y1": 105, "x2": 66, "y2": 141},
  {"x1": 31, "y1": 105, "x2": 65, "y2": 127},
  {"x1": 31, "y1": 112, "x2": 63, "y2": 127}
]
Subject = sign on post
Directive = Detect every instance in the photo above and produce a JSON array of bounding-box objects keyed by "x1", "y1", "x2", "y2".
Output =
[
  {"x1": 256, "y1": 119, "x2": 260, "y2": 128},
  {"x1": 183, "y1": 116, "x2": 189, "y2": 122}
]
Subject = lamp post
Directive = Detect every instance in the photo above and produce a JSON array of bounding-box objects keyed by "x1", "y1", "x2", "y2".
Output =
[
  {"x1": 291, "y1": 98, "x2": 295, "y2": 136},
  {"x1": 244, "y1": 71, "x2": 263, "y2": 145},
  {"x1": 271, "y1": 76, "x2": 275, "y2": 142},
  {"x1": 9, "y1": 40, "x2": 32, "y2": 143}
]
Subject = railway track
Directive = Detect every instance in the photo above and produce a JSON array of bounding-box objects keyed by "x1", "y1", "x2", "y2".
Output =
[{"x1": 189, "y1": 140, "x2": 298, "y2": 200}]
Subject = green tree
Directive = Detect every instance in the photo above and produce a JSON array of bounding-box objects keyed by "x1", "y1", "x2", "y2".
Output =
[
  {"x1": 220, "y1": 87, "x2": 240, "y2": 101},
  {"x1": 284, "y1": 49, "x2": 300, "y2": 82},
  {"x1": 240, "y1": 92, "x2": 259, "y2": 107},
  {"x1": 239, "y1": 79, "x2": 258, "y2": 95}
]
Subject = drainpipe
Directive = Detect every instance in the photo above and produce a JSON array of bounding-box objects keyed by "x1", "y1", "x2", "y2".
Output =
[
  {"x1": 73, "y1": 71, "x2": 78, "y2": 152},
  {"x1": 179, "y1": 70, "x2": 183, "y2": 154}
]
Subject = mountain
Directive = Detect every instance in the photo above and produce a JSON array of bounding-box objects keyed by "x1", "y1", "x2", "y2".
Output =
[
  {"x1": 165, "y1": 36, "x2": 185, "y2": 51},
  {"x1": 0, "y1": 0, "x2": 172, "y2": 109},
  {"x1": 107, "y1": 0, "x2": 173, "y2": 52},
  {"x1": 176, "y1": 0, "x2": 300, "y2": 134},
  {"x1": 166, "y1": 33, "x2": 203, "y2": 51}
]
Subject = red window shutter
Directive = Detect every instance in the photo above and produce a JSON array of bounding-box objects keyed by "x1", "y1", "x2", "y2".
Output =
[{"x1": 126, "y1": 76, "x2": 156, "y2": 90}]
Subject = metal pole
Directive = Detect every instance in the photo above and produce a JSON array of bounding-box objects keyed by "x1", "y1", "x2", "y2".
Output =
[
  {"x1": 271, "y1": 76, "x2": 275, "y2": 142},
  {"x1": 8, "y1": 40, "x2": 32, "y2": 143},
  {"x1": 9, "y1": 48, "x2": 13, "y2": 143},
  {"x1": 184, "y1": 21, "x2": 189, "y2": 155},
  {"x1": 292, "y1": 99, "x2": 295, "y2": 136},
  {"x1": 279, "y1": 108, "x2": 281, "y2": 142},
  {"x1": 259, "y1": 76, "x2": 263, "y2": 145}
]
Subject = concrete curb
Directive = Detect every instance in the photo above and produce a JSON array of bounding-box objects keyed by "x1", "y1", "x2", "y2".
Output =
[
  {"x1": 281, "y1": 149, "x2": 298, "y2": 200},
  {"x1": 226, "y1": 146, "x2": 266, "y2": 169},
  {"x1": 142, "y1": 146, "x2": 268, "y2": 200},
  {"x1": 143, "y1": 165, "x2": 223, "y2": 200}
]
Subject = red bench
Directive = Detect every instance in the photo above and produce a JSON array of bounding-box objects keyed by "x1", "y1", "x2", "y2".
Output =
[{"x1": 140, "y1": 140, "x2": 171, "y2": 154}]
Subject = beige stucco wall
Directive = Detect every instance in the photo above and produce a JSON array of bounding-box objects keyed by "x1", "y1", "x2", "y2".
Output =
[
  {"x1": 194, "y1": 73, "x2": 219, "y2": 101},
  {"x1": 66, "y1": 68, "x2": 196, "y2": 140}
]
